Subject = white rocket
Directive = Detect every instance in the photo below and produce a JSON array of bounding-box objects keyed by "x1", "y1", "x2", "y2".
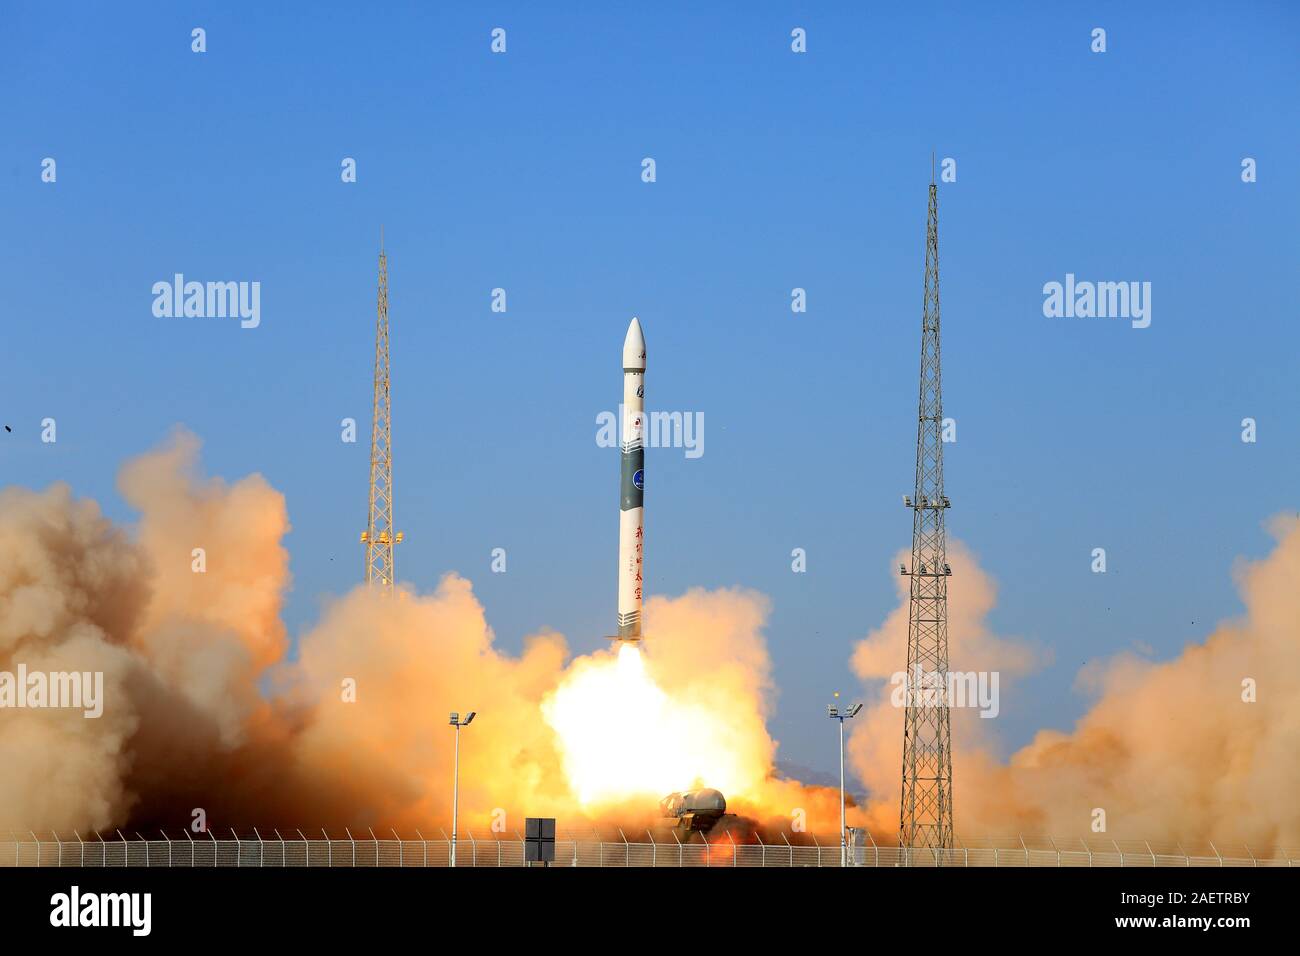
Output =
[{"x1": 614, "y1": 317, "x2": 646, "y2": 643}]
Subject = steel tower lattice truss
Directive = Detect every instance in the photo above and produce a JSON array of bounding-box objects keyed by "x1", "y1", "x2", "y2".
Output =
[
  {"x1": 899, "y1": 172, "x2": 954, "y2": 853},
  {"x1": 362, "y1": 234, "x2": 402, "y2": 591}
]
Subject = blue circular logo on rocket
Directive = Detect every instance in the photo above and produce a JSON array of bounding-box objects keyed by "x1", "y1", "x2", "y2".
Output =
[{"x1": 633, "y1": 469, "x2": 644, "y2": 491}]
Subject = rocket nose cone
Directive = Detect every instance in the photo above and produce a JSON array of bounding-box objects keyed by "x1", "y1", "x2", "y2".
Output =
[{"x1": 623, "y1": 316, "x2": 646, "y2": 370}]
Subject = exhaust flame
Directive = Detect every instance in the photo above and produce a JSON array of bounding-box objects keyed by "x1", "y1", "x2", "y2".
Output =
[{"x1": 542, "y1": 642, "x2": 762, "y2": 809}]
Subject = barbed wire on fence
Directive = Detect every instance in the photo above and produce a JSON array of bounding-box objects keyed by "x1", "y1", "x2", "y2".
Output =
[{"x1": 1, "y1": 830, "x2": 1295, "y2": 867}]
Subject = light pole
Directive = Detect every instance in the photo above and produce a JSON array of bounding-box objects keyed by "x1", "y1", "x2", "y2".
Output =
[
  {"x1": 449, "y1": 711, "x2": 476, "y2": 867},
  {"x1": 827, "y1": 694, "x2": 863, "y2": 867}
]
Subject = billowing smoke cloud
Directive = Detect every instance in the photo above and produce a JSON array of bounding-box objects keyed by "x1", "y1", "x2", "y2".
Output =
[
  {"x1": 282, "y1": 576, "x2": 575, "y2": 829},
  {"x1": 6, "y1": 431, "x2": 1295, "y2": 846},
  {"x1": 0, "y1": 429, "x2": 300, "y2": 833},
  {"x1": 0, "y1": 432, "x2": 834, "y2": 837},
  {"x1": 849, "y1": 523, "x2": 1300, "y2": 848},
  {"x1": 0, "y1": 482, "x2": 147, "y2": 832}
]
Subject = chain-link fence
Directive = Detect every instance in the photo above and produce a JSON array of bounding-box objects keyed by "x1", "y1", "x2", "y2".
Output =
[{"x1": 2, "y1": 830, "x2": 1295, "y2": 867}]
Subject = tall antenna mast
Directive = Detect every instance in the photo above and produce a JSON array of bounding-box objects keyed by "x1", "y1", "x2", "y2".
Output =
[
  {"x1": 898, "y1": 170, "x2": 954, "y2": 856},
  {"x1": 362, "y1": 230, "x2": 401, "y2": 591}
]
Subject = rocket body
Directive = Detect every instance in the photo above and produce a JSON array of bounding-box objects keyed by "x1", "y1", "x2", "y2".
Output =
[{"x1": 616, "y1": 317, "x2": 646, "y2": 643}]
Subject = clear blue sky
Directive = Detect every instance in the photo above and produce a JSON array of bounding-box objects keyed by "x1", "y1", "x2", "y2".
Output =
[{"x1": 2, "y1": 2, "x2": 1297, "y2": 775}]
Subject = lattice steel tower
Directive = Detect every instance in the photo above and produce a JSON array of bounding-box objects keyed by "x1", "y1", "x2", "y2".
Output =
[
  {"x1": 899, "y1": 166, "x2": 954, "y2": 853},
  {"x1": 362, "y1": 231, "x2": 402, "y2": 591}
]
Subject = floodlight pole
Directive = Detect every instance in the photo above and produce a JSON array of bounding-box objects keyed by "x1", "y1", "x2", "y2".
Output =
[
  {"x1": 453, "y1": 727, "x2": 460, "y2": 868},
  {"x1": 451, "y1": 719, "x2": 461, "y2": 867},
  {"x1": 837, "y1": 716, "x2": 845, "y2": 865},
  {"x1": 828, "y1": 700, "x2": 863, "y2": 867},
  {"x1": 449, "y1": 711, "x2": 476, "y2": 868}
]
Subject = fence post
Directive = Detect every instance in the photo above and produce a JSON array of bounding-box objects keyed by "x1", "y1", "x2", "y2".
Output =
[
  {"x1": 297, "y1": 830, "x2": 309, "y2": 867},
  {"x1": 618, "y1": 829, "x2": 629, "y2": 867},
  {"x1": 647, "y1": 830, "x2": 656, "y2": 868},
  {"x1": 755, "y1": 831, "x2": 765, "y2": 868},
  {"x1": 53, "y1": 832, "x2": 63, "y2": 867},
  {"x1": 727, "y1": 831, "x2": 737, "y2": 867},
  {"x1": 324, "y1": 829, "x2": 332, "y2": 867},
  {"x1": 75, "y1": 831, "x2": 85, "y2": 867},
  {"x1": 467, "y1": 829, "x2": 477, "y2": 868},
  {"x1": 1246, "y1": 843, "x2": 1258, "y2": 868},
  {"x1": 277, "y1": 829, "x2": 287, "y2": 866},
  {"x1": 368, "y1": 827, "x2": 379, "y2": 867},
  {"x1": 782, "y1": 832, "x2": 792, "y2": 867},
  {"x1": 1209, "y1": 841, "x2": 1222, "y2": 867},
  {"x1": 705, "y1": 836, "x2": 711, "y2": 868},
  {"x1": 1176, "y1": 841, "x2": 1189, "y2": 867},
  {"x1": 673, "y1": 829, "x2": 682, "y2": 867},
  {"x1": 117, "y1": 830, "x2": 128, "y2": 867},
  {"x1": 208, "y1": 829, "x2": 217, "y2": 867},
  {"x1": 162, "y1": 830, "x2": 171, "y2": 868},
  {"x1": 867, "y1": 829, "x2": 878, "y2": 868},
  {"x1": 31, "y1": 831, "x2": 40, "y2": 868},
  {"x1": 1112, "y1": 839, "x2": 1124, "y2": 868},
  {"x1": 812, "y1": 833, "x2": 821, "y2": 868},
  {"x1": 346, "y1": 828, "x2": 356, "y2": 867},
  {"x1": 1145, "y1": 841, "x2": 1156, "y2": 867},
  {"x1": 517, "y1": 830, "x2": 525, "y2": 868},
  {"x1": 415, "y1": 829, "x2": 426, "y2": 867},
  {"x1": 254, "y1": 828, "x2": 264, "y2": 867},
  {"x1": 393, "y1": 829, "x2": 403, "y2": 867}
]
